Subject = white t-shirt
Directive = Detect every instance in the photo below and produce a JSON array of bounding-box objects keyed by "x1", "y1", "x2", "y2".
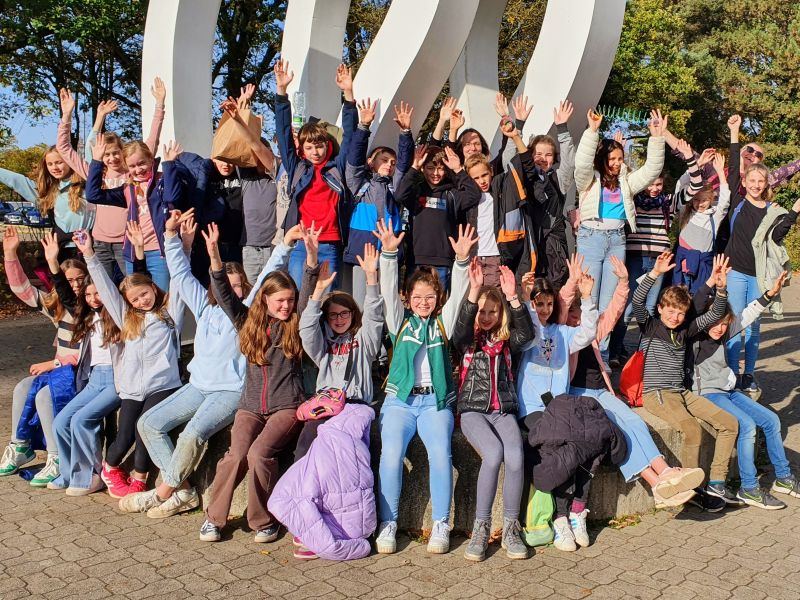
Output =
[
  {"x1": 413, "y1": 344, "x2": 432, "y2": 387},
  {"x1": 89, "y1": 313, "x2": 112, "y2": 367},
  {"x1": 477, "y1": 192, "x2": 500, "y2": 257}
]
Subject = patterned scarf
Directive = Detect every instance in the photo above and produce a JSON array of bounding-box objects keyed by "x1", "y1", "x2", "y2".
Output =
[{"x1": 459, "y1": 330, "x2": 513, "y2": 390}]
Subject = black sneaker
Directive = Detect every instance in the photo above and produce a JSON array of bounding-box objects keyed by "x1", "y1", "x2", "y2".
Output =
[
  {"x1": 687, "y1": 488, "x2": 726, "y2": 512},
  {"x1": 736, "y1": 487, "x2": 786, "y2": 510},
  {"x1": 739, "y1": 373, "x2": 759, "y2": 392},
  {"x1": 706, "y1": 482, "x2": 745, "y2": 505}
]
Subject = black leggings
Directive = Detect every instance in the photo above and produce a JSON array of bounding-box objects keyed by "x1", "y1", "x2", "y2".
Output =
[
  {"x1": 553, "y1": 459, "x2": 596, "y2": 518},
  {"x1": 106, "y1": 388, "x2": 178, "y2": 473},
  {"x1": 293, "y1": 418, "x2": 327, "y2": 463}
]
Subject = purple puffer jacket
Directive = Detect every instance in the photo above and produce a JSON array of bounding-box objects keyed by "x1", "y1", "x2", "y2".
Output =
[{"x1": 268, "y1": 404, "x2": 377, "y2": 560}]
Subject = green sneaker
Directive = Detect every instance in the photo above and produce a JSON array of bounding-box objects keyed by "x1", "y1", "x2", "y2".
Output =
[
  {"x1": 30, "y1": 455, "x2": 59, "y2": 487},
  {"x1": 0, "y1": 442, "x2": 35, "y2": 476}
]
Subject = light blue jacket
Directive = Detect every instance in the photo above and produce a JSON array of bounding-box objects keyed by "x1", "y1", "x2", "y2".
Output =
[
  {"x1": 516, "y1": 298, "x2": 598, "y2": 417},
  {"x1": 163, "y1": 235, "x2": 294, "y2": 393}
]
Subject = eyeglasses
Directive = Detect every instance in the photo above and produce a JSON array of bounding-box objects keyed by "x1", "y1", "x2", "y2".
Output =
[
  {"x1": 410, "y1": 295, "x2": 437, "y2": 304},
  {"x1": 67, "y1": 276, "x2": 85, "y2": 285},
  {"x1": 744, "y1": 146, "x2": 764, "y2": 160},
  {"x1": 327, "y1": 309, "x2": 352, "y2": 321}
]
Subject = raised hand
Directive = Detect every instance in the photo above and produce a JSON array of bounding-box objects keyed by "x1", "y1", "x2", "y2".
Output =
[
  {"x1": 238, "y1": 83, "x2": 256, "y2": 109},
  {"x1": 448, "y1": 223, "x2": 479, "y2": 261},
  {"x1": 578, "y1": 272, "x2": 595, "y2": 298},
  {"x1": 412, "y1": 144, "x2": 429, "y2": 170},
  {"x1": 512, "y1": 95, "x2": 533, "y2": 122},
  {"x1": 2, "y1": 226, "x2": 20, "y2": 255},
  {"x1": 566, "y1": 253, "x2": 585, "y2": 284},
  {"x1": 166, "y1": 208, "x2": 187, "y2": 233},
  {"x1": 126, "y1": 220, "x2": 145, "y2": 250},
  {"x1": 468, "y1": 256, "x2": 484, "y2": 291},
  {"x1": 587, "y1": 109, "x2": 603, "y2": 132},
  {"x1": 494, "y1": 92, "x2": 509, "y2": 118},
  {"x1": 316, "y1": 260, "x2": 337, "y2": 292},
  {"x1": 372, "y1": 218, "x2": 405, "y2": 253},
  {"x1": 648, "y1": 109, "x2": 668, "y2": 137},
  {"x1": 151, "y1": 77, "x2": 167, "y2": 105},
  {"x1": 274, "y1": 59, "x2": 294, "y2": 95},
  {"x1": 712, "y1": 152, "x2": 726, "y2": 177},
  {"x1": 613, "y1": 130, "x2": 625, "y2": 145},
  {"x1": 727, "y1": 114, "x2": 742, "y2": 133},
  {"x1": 283, "y1": 223, "x2": 304, "y2": 245},
  {"x1": 301, "y1": 220, "x2": 323, "y2": 267},
  {"x1": 162, "y1": 140, "x2": 183, "y2": 162},
  {"x1": 768, "y1": 271, "x2": 789, "y2": 298},
  {"x1": 393, "y1": 101, "x2": 414, "y2": 130},
  {"x1": 71, "y1": 229, "x2": 94, "y2": 257},
  {"x1": 553, "y1": 100, "x2": 574, "y2": 126},
  {"x1": 438, "y1": 96, "x2": 457, "y2": 124},
  {"x1": 335, "y1": 63, "x2": 354, "y2": 101},
  {"x1": 499, "y1": 265, "x2": 517, "y2": 301},
  {"x1": 651, "y1": 251, "x2": 675, "y2": 276},
  {"x1": 91, "y1": 136, "x2": 108, "y2": 162},
  {"x1": 180, "y1": 213, "x2": 198, "y2": 248},
  {"x1": 59, "y1": 89, "x2": 76, "y2": 121},
  {"x1": 697, "y1": 148, "x2": 716, "y2": 167},
  {"x1": 449, "y1": 109, "x2": 466, "y2": 133},
  {"x1": 711, "y1": 254, "x2": 731, "y2": 288},
  {"x1": 609, "y1": 255, "x2": 629, "y2": 282},
  {"x1": 96, "y1": 99, "x2": 119, "y2": 118},
  {"x1": 357, "y1": 97, "x2": 377, "y2": 126},
  {"x1": 443, "y1": 146, "x2": 463, "y2": 173},
  {"x1": 40, "y1": 232, "x2": 60, "y2": 267},
  {"x1": 500, "y1": 116, "x2": 518, "y2": 138},
  {"x1": 356, "y1": 243, "x2": 379, "y2": 284},
  {"x1": 676, "y1": 139, "x2": 693, "y2": 161},
  {"x1": 220, "y1": 97, "x2": 239, "y2": 120},
  {"x1": 521, "y1": 271, "x2": 536, "y2": 301}
]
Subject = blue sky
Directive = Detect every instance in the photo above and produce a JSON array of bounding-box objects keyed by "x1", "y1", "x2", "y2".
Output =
[{"x1": 5, "y1": 111, "x2": 60, "y2": 148}]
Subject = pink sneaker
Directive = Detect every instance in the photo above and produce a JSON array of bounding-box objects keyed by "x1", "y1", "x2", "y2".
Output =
[
  {"x1": 101, "y1": 463, "x2": 129, "y2": 499},
  {"x1": 292, "y1": 536, "x2": 303, "y2": 547},
  {"x1": 126, "y1": 479, "x2": 147, "y2": 496},
  {"x1": 293, "y1": 545, "x2": 318, "y2": 560}
]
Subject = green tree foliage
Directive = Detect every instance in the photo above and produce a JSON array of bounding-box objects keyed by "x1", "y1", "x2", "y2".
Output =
[{"x1": 0, "y1": 144, "x2": 48, "y2": 200}]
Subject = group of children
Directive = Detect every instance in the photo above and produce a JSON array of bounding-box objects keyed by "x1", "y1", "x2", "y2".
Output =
[{"x1": 1, "y1": 59, "x2": 799, "y2": 561}]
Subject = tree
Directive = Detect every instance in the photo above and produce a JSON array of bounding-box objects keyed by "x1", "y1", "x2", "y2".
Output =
[{"x1": 0, "y1": 144, "x2": 48, "y2": 200}]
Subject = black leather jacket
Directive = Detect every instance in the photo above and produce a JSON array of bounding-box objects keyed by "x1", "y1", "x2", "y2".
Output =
[{"x1": 452, "y1": 299, "x2": 535, "y2": 415}]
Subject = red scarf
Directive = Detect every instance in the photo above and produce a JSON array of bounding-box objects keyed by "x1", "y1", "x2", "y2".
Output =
[{"x1": 460, "y1": 331, "x2": 513, "y2": 411}]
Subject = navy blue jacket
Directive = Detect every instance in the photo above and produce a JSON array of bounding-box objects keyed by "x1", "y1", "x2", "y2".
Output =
[
  {"x1": 85, "y1": 158, "x2": 189, "y2": 262},
  {"x1": 274, "y1": 93, "x2": 357, "y2": 243}
]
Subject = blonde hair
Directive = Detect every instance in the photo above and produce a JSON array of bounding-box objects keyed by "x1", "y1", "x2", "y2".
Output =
[
  {"x1": 476, "y1": 287, "x2": 510, "y2": 341},
  {"x1": 659, "y1": 285, "x2": 691, "y2": 312},
  {"x1": 117, "y1": 273, "x2": 171, "y2": 341},
  {"x1": 239, "y1": 271, "x2": 303, "y2": 365},
  {"x1": 743, "y1": 163, "x2": 773, "y2": 202},
  {"x1": 35, "y1": 146, "x2": 85, "y2": 214}
]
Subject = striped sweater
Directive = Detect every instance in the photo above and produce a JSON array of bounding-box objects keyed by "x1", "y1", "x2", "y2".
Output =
[
  {"x1": 676, "y1": 184, "x2": 730, "y2": 253},
  {"x1": 4, "y1": 256, "x2": 80, "y2": 365},
  {"x1": 633, "y1": 273, "x2": 727, "y2": 392}
]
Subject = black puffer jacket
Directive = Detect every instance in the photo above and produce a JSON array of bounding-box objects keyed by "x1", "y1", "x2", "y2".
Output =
[
  {"x1": 452, "y1": 299, "x2": 535, "y2": 415},
  {"x1": 528, "y1": 393, "x2": 627, "y2": 492}
]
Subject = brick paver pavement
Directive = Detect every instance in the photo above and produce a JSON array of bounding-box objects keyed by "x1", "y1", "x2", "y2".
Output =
[{"x1": 1, "y1": 284, "x2": 799, "y2": 599}]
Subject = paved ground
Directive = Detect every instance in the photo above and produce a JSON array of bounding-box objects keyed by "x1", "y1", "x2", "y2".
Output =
[{"x1": 1, "y1": 285, "x2": 799, "y2": 600}]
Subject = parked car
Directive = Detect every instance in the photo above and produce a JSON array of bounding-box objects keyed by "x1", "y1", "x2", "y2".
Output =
[
  {"x1": 3, "y1": 209, "x2": 25, "y2": 225},
  {"x1": 23, "y1": 208, "x2": 50, "y2": 228},
  {"x1": 0, "y1": 201, "x2": 14, "y2": 220}
]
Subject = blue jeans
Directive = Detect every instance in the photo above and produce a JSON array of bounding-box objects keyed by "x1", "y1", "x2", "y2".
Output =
[
  {"x1": 725, "y1": 270, "x2": 761, "y2": 375},
  {"x1": 126, "y1": 250, "x2": 170, "y2": 292},
  {"x1": 577, "y1": 226, "x2": 626, "y2": 354},
  {"x1": 52, "y1": 366, "x2": 120, "y2": 490},
  {"x1": 138, "y1": 383, "x2": 241, "y2": 488},
  {"x1": 288, "y1": 240, "x2": 342, "y2": 292},
  {"x1": 609, "y1": 254, "x2": 664, "y2": 359},
  {"x1": 378, "y1": 394, "x2": 454, "y2": 522},
  {"x1": 570, "y1": 386, "x2": 662, "y2": 482},
  {"x1": 704, "y1": 391, "x2": 790, "y2": 490}
]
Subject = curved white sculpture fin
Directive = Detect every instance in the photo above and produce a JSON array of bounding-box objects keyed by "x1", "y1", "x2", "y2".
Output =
[{"x1": 141, "y1": 0, "x2": 221, "y2": 155}]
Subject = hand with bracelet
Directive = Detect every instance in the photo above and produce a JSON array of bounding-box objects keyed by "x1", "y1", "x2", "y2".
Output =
[{"x1": 499, "y1": 265, "x2": 521, "y2": 308}]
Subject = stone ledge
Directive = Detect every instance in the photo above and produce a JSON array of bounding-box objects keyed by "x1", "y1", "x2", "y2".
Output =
[{"x1": 189, "y1": 406, "x2": 736, "y2": 532}]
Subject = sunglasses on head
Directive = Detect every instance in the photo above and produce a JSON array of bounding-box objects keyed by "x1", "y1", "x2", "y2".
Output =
[{"x1": 744, "y1": 145, "x2": 764, "y2": 160}]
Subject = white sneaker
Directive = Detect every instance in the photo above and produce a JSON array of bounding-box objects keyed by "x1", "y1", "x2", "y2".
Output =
[
  {"x1": 30, "y1": 454, "x2": 59, "y2": 487},
  {"x1": 147, "y1": 487, "x2": 200, "y2": 519},
  {"x1": 427, "y1": 519, "x2": 451, "y2": 554},
  {"x1": 119, "y1": 488, "x2": 162, "y2": 513},
  {"x1": 552, "y1": 516, "x2": 577, "y2": 552},
  {"x1": 375, "y1": 520, "x2": 397, "y2": 554},
  {"x1": 0, "y1": 442, "x2": 35, "y2": 476},
  {"x1": 569, "y1": 510, "x2": 590, "y2": 548},
  {"x1": 65, "y1": 474, "x2": 105, "y2": 496}
]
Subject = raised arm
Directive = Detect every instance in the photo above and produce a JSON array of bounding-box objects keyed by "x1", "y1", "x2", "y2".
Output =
[
  {"x1": 451, "y1": 258, "x2": 483, "y2": 354},
  {"x1": 354, "y1": 243, "x2": 385, "y2": 358},
  {"x1": 441, "y1": 223, "x2": 479, "y2": 336},
  {"x1": 56, "y1": 89, "x2": 90, "y2": 180},
  {"x1": 2, "y1": 227, "x2": 49, "y2": 315},
  {"x1": 568, "y1": 272, "x2": 599, "y2": 352},
  {"x1": 145, "y1": 77, "x2": 167, "y2": 154},
  {"x1": 273, "y1": 59, "x2": 299, "y2": 182},
  {"x1": 74, "y1": 231, "x2": 126, "y2": 327},
  {"x1": 219, "y1": 98, "x2": 276, "y2": 174},
  {"x1": 0, "y1": 168, "x2": 38, "y2": 203},
  {"x1": 85, "y1": 142, "x2": 126, "y2": 207},
  {"x1": 164, "y1": 209, "x2": 208, "y2": 320},
  {"x1": 375, "y1": 219, "x2": 406, "y2": 335},
  {"x1": 627, "y1": 110, "x2": 667, "y2": 195},
  {"x1": 392, "y1": 101, "x2": 415, "y2": 188},
  {"x1": 553, "y1": 100, "x2": 576, "y2": 193},
  {"x1": 574, "y1": 114, "x2": 602, "y2": 192},
  {"x1": 345, "y1": 99, "x2": 374, "y2": 195}
]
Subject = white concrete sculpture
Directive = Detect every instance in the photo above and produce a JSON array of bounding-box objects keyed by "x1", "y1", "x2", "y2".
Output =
[{"x1": 141, "y1": 0, "x2": 626, "y2": 155}]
